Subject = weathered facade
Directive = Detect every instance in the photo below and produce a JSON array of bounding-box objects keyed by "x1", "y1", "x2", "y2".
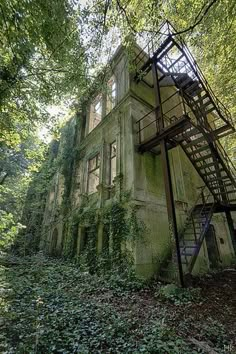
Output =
[{"x1": 40, "y1": 32, "x2": 236, "y2": 283}]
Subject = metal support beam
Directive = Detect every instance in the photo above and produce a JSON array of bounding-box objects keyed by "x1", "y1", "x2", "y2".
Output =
[
  {"x1": 152, "y1": 60, "x2": 184, "y2": 287},
  {"x1": 225, "y1": 210, "x2": 236, "y2": 253}
]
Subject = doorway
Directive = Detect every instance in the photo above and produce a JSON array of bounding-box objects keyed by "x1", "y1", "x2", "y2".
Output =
[
  {"x1": 205, "y1": 224, "x2": 220, "y2": 269},
  {"x1": 51, "y1": 228, "x2": 58, "y2": 256}
]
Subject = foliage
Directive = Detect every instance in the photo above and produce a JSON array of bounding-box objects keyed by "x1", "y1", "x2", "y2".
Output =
[
  {"x1": 60, "y1": 195, "x2": 147, "y2": 276},
  {"x1": 0, "y1": 211, "x2": 25, "y2": 251},
  {"x1": 195, "y1": 318, "x2": 230, "y2": 348},
  {"x1": 1, "y1": 257, "x2": 233, "y2": 353},
  {"x1": 13, "y1": 140, "x2": 60, "y2": 255},
  {"x1": 0, "y1": 257, "x2": 201, "y2": 354},
  {"x1": 156, "y1": 284, "x2": 201, "y2": 305},
  {"x1": 0, "y1": 0, "x2": 87, "y2": 145}
]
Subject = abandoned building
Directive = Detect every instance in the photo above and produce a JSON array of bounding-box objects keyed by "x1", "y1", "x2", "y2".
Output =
[{"x1": 39, "y1": 24, "x2": 236, "y2": 285}]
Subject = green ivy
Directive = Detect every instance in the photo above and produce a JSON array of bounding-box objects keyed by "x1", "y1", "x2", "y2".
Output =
[{"x1": 60, "y1": 192, "x2": 147, "y2": 276}]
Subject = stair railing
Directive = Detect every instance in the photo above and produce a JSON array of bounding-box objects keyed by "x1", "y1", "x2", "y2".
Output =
[
  {"x1": 134, "y1": 25, "x2": 234, "y2": 130},
  {"x1": 188, "y1": 96, "x2": 236, "y2": 190},
  {"x1": 178, "y1": 185, "x2": 208, "y2": 238},
  {"x1": 188, "y1": 200, "x2": 215, "y2": 273},
  {"x1": 176, "y1": 40, "x2": 234, "y2": 128},
  {"x1": 180, "y1": 188, "x2": 215, "y2": 268}
]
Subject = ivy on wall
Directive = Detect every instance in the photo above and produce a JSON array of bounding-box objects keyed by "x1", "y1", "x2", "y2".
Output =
[
  {"x1": 14, "y1": 140, "x2": 60, "y2": 255},
  {"x1": 61, "y1": 193, "x2": 147, "y2": 274},
  {"x1": 18, "y1": 110, "x2": 147, "y2": 276}
]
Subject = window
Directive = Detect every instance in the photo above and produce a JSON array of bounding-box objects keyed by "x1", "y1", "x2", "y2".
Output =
[
  {"x1": 89, "y1": 96, "x2": 102, "y2": 132},
  {"x1": 109, "y1": 141, "x2": 117, "y2": 184},
  {"x1": 106, "y1": 77, "x2": 117, "y2": 114},
  {"x1": 87, "y1": 154, "x2": 100, "y2": 194}
]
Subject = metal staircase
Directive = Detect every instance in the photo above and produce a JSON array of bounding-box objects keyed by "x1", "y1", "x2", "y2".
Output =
[
  {"x1": 134, "y1": 23, "x2": 236, "y2": 280},
  {"x1": 161, "y1": 187, "x2": 215, "y2": 281}
]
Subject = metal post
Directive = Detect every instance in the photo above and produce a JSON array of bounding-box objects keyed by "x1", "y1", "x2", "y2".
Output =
[{"x1": 152, "y1": 59, "x2": 185, "y2": 287}]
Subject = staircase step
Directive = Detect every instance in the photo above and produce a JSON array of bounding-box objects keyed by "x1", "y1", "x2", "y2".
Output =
[
  {"x1": 182, "y1": 238, "x2": 198, "y2": 242},
  {"x1": 194, "y1": 154, "x2": 213, "y2": 163},
  {"x1": 199, "y1": 100, "x2": 214, "y2": 111},
  {"x1": 189, "y1": 145, "x2": 209, "y2": 155},
  {"x1": 181, "y1": 251, "x2": 195, "y2": 257},
  {"x1": 180, "y1": 244, "x2": 197, "y2": 250},
  {"x1": 178, "y1": 77, "x2": 194, "y2": 88},
  {"x1": 208, "y1": 176, "x2": 229, "y2": 183},
  {"x1": 184, "y1": 135, "x2": 205, "y2": 147},
  {"x1": 211, "y1": 182, "x2": 232, "y2": 189},
  {"x1": 219, "y1": 189, "x2": 236, "y2": 195},
  {"x1": 174, "y1": 73, "x2": 188, "y2": 82},
  {"x1": 205, "y1": 168, "x2": 223, "y2": 176},
  {"x1": 184, "y1": 231, "x2": 201, "y2": 236},
  {"x1": 205, "y1": 106, "x2": 215, "y2": 115},
  {"x1": 194, "y1": 93, "x2": 209, "y2": 104},
  {"x1": 185, "y1": 82, "x2": 202, "y2": 96},
  {"x1": 183, "y1": 127, "x2": 201, "y2": 138},
  {"x1": 199, "y1": 162, "x2": 217, "y2": 170}
]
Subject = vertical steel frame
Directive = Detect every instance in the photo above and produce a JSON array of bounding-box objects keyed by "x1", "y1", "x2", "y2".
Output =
[{"x1": 152, "y1": 59, "x2": 185, "y2": 287}]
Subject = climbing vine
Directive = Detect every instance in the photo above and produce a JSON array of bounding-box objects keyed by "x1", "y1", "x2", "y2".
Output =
[
  {"x1": 61, "y1": 193, "x2": 147, "y2": 275},
  {"x1": 15, "y1": 140, "x2": 60, "y2": 255}
]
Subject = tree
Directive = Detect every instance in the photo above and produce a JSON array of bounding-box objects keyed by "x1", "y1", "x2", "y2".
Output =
[{"x1": 0, "y1": 0, "x2": 88, "y2": 146}]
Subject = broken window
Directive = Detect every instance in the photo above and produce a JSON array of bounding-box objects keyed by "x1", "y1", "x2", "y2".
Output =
[
  {"x1": 106, "y1": 77, "x2": 117, "y2": 114},
  {"x1": 89, "y1": 95, "x2": 102, "y2": 133},
  {"x1": 109, "y1": 141, "x2": 117, "y2": 184},
  {"x1": 87, "y1": 154, "x2": 100, "y2": 194}
]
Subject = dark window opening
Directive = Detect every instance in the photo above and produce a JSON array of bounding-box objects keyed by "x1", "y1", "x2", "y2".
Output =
[
  {"x1": 109, "y1": 141, "x2": 117, "y2": 185},
  {"x1": 87, "y1": 154, "x2": 100, "y2": 194}
]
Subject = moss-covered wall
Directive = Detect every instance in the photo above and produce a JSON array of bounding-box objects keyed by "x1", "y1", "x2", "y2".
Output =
[
  {"x1": 130, "y1": 77, "x2": 235, "y2": 278},
  {"x1": 35, "y1": 45, "x2": 235, "y2": 280}
]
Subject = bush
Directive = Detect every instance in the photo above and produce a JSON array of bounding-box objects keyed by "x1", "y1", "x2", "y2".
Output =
[{"x1": 156, "y1": 284, "x2": 201, "y2": 305}]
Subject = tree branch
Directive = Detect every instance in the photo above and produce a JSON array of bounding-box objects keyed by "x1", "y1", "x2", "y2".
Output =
[
  {"x1": 172, "y1": 0, "x2": 219, "y2": 36},
  {"x1": 116, "y1": 0, "x2": 137, "y2": 33}
]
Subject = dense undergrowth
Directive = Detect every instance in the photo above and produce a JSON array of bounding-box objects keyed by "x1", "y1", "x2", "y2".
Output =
[{"x1": 0, "y1": 255, "x2": 234, "y2": 353}]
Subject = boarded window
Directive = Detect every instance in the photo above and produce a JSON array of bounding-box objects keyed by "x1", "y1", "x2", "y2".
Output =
[
  {"x1": 87, "y1": 154, "x2": 100, "y2": 194},
  {"x1": 109, "y1": 141, "x2": 117, "y2": 184},
  {"x1": 89, "y1": 95, "x2": 102, "y2": 132},
  {"x1": 106, "y1": 77, "x2": 117, "y2": 114}
]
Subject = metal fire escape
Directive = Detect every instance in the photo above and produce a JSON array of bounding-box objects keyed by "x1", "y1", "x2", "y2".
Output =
[{"x1": 134, "y1": 22, "x2": 236, "y2": 286}]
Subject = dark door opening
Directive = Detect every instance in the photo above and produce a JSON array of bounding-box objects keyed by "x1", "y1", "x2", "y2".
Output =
[
  {"x1": 205, "y1": 224, "x2": 220, "y2": 269},
  {"x1": 51, "y1": 228, "x2": 58, "y2": 256}
]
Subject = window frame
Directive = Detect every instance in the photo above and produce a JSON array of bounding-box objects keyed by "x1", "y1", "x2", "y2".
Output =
[
  {"x1": 106, "y1": 76, "x2": 117, "y2": 113},
  {"x1": 88, "y1": 95, "x2": 103, "y2": 133},
  {"x1": 109, "y1": 141, "x2": 117, "y2": 186},
  {"x1": 87, "y1": 153, "x2": 100, "y2": 194}
]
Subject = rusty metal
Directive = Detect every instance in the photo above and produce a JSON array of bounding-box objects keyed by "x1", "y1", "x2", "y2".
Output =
[
  {"x1": 152, "y1": 59, "x2": 185, "y2": 287},
  {"x1": 134, "y1": 21, "x2": 236, "y2": 281}
]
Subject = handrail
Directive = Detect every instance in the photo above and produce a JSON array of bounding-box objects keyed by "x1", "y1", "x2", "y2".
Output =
[
  {"x1": 135, "y1": 107, "x2": 156, "y2": 124},
  {"x1": 178, "y1": 41, "x2": 234, "y2": 127},
  {"x1": 134, "y1": 25, "x2": 234, "y2": 130}
]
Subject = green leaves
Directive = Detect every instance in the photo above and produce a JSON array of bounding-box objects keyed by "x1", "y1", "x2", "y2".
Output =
[
  {"x1": 0, "y1": 0, "x2": 86, "y2": 145},
  {"x1": 0, "y1": 257, "x2": 232, "y2": 353},
  {"x1": 0, "y1": 258, "x2": 186, "y2": 353},
  {"x1": 0, "y1": 210, "x2": 25, "y2": 250}
]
